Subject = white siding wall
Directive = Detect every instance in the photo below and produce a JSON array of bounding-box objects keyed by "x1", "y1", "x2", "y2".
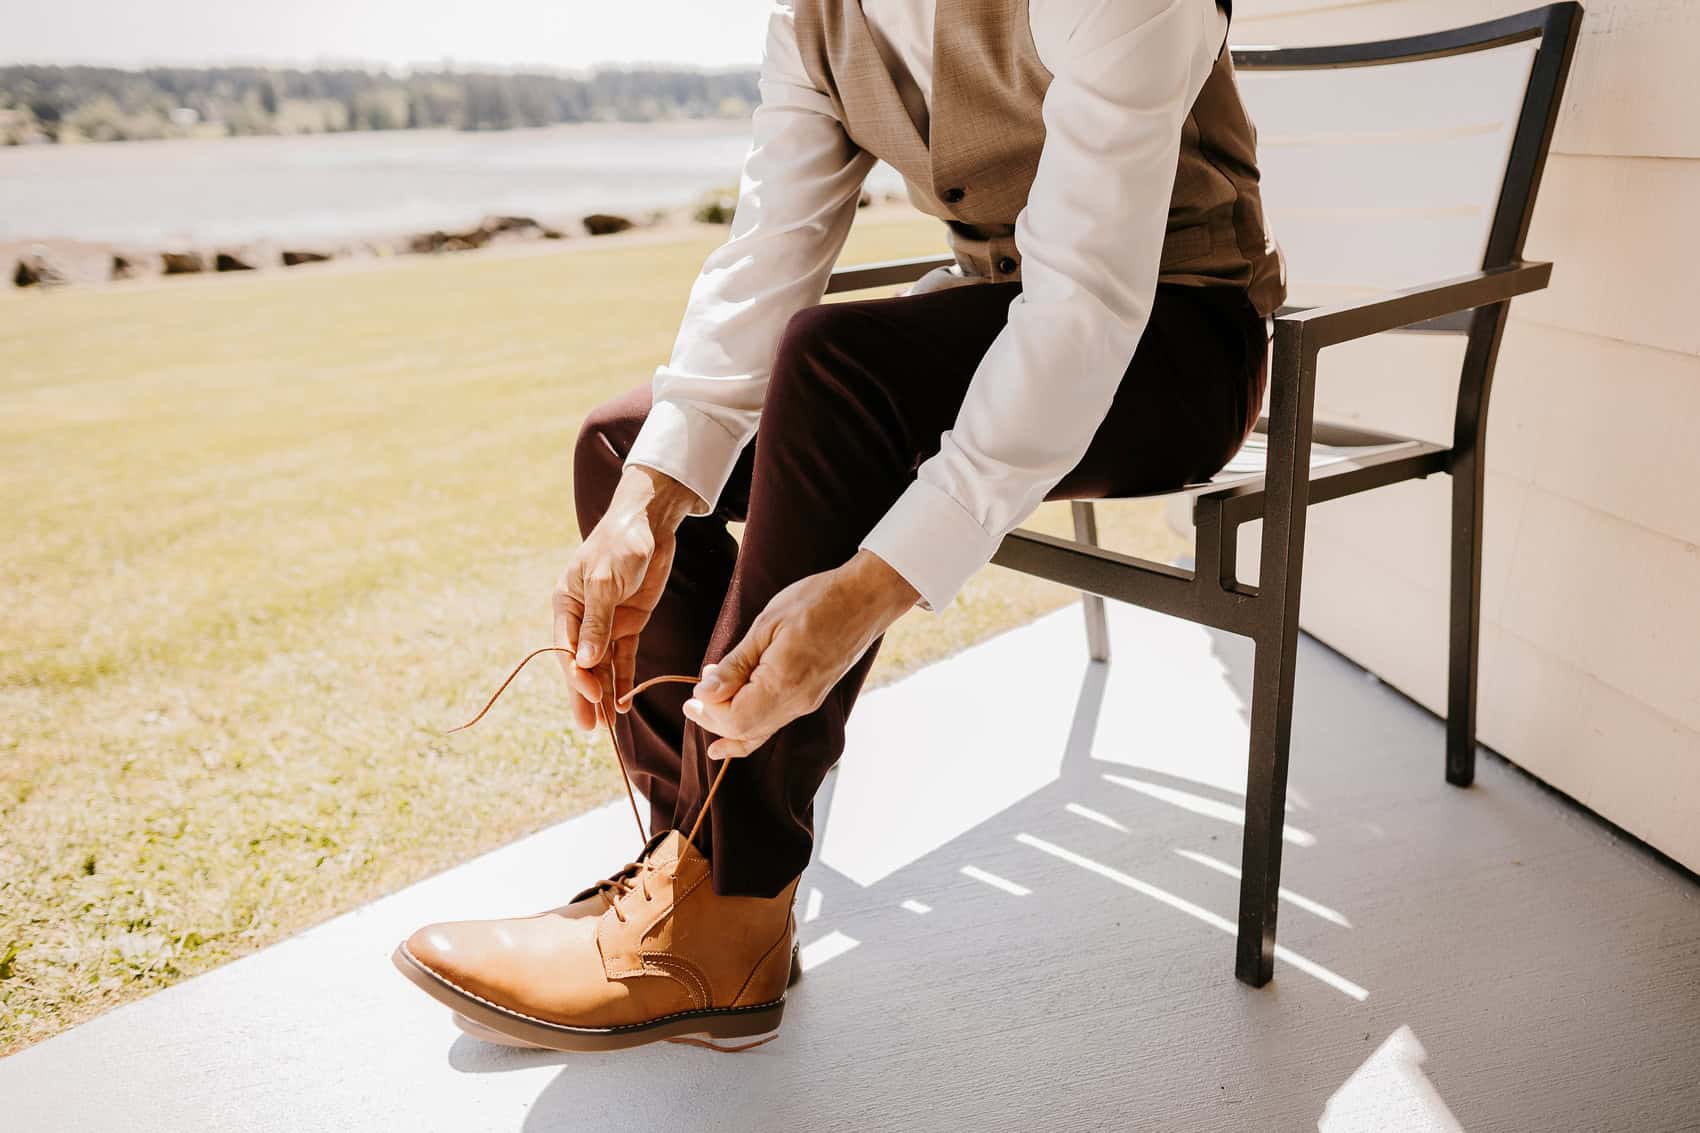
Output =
[{"x1": 1232, "y1": 0, "x2": 1700, "y2": 870}]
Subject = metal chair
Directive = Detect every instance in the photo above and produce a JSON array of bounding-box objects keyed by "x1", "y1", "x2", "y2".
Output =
[{"x1": 823, "y1": 3, "x2": 1583, "y2": 986}]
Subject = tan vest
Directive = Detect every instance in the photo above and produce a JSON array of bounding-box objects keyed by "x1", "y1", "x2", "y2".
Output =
[{"x1": 794, "y1": 0, "x2": 1286, "y2": 318}]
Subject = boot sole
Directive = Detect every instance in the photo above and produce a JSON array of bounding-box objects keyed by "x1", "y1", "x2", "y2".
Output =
[
  {"x1": 446, "y1": 942, "x2": 804, "y2": 1050},
  {"x1": 392, "y1": 942, "x2": 787, "y2": 1052}
]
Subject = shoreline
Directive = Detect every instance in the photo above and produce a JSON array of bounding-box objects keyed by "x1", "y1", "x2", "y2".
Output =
[
  {"x1": 3, "y1": 119, "x2": 912, "y2": 289},
  {"x1": 2, "y1": 199, "x2": 926, "y2": 296},
  {"x1": 0, "y1": 116, "x2": 771, "y2": 248}
]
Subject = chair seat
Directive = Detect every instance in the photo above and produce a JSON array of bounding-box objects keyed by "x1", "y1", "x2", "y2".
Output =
[{"x1": 1123, "y1": 418, "x2": 1435, "y2": 502}]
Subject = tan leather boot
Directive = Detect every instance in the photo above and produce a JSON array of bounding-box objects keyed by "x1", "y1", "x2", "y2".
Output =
[
  {"x1": 448, "y1": 937, "x2": 804, "y2": 1050},
  {"x1": 393, "y1": 830, "x2": 800, "y2": 1051}
]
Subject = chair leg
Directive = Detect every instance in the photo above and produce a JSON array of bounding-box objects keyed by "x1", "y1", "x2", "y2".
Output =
[
  {"x1": 1445, "y1": 452, "x2": 1483, "y2": 787},
  {"x1": 1071, "y1": 502, "x2": 1111, "y2": 663},
  {"x1": 1235, "y1": 312, "x2": 1313, "y2": 987},
  {"x1": 1235, "y1": 620, "x2": 1301, "y2": 987}
]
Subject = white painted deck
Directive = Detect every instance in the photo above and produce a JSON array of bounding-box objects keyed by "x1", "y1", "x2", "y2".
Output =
[{"x1": 4, "y1": 602, "x2": 1697, "y2": 1131}]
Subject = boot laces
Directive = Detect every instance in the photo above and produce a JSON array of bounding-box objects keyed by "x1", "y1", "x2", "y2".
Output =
[
  {"x1": 448, "y1": 646, "x2": 732, "y2": 852},
  {"x1": 587, "y1": 851, "x2": 663, "y2": 922}
]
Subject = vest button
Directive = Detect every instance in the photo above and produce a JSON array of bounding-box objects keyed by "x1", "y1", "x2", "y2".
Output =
[
  {"x1": 997, "y1": 256, "x2": 1018, "y2": 274},
  {"x1": 942, "y1": 187, "x2": 966, "y2": 204}
]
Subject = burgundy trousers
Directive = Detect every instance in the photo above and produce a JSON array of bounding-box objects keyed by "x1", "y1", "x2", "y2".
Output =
[{"x1": 573, "y1": 279, "x2": 1268, "y2": 897}]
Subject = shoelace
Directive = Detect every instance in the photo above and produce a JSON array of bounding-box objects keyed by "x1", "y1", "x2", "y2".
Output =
[
  {"x1": 448, "y1": 645, "x2": 731, "y2": 857},
  {"x1": 449, "y1": 647, "x2": 774, "y2": 1053}
]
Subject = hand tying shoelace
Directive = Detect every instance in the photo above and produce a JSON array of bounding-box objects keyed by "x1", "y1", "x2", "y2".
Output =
[{"x1": 447, "y1": 646, "x2": 770, "y2": 1053}]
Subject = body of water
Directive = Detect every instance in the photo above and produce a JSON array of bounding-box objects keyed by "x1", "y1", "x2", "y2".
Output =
[{"x1": 0, "y1": 121, "x2": 904, "y2": 246}]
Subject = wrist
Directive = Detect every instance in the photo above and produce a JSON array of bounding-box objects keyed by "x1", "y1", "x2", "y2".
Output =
[
  {"x1": 845, "y1": 548, "x2": 921, "y2": 622},
  {"x1": 618, "y1": 465, "x2": 703, "y2": 531}
]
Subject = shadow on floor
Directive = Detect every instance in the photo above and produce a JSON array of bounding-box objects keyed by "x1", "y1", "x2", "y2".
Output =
[{"x1": 455, "y1": 615, "x2": 1700, "y2": 1132}]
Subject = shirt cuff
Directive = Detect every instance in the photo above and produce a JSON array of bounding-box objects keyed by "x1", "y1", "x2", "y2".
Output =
[
  {"x1": 623, "y1": 398, "x2": 746, "y2": 517},
  {"x1": 860, "y1": 479, "x2": 1001, "y2": 612}
]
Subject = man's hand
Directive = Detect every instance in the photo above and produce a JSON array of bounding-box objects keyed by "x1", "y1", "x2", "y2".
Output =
[
  {"x1": 555, "y1": 465, "x2": 702, "y2": 729},
  {"x1": 682, "y1": 550, "x2": 920, "y2": 760}
]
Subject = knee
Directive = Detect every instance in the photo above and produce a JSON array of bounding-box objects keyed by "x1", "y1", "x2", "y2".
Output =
[
  {"x1": 574, "y1": 398, "x2": 624, "y2": 469},
  {"x1": 573, "y1": 397, "x2": 636, "y2": 534}
]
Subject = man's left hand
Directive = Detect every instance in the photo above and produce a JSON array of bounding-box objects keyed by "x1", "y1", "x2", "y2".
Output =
[{"x1": 682, "y1": 550, "x2": 920, "y2": 760}]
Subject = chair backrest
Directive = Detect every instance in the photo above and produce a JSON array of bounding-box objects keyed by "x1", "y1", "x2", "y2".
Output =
[{"x1": 1232, "y1": 4, "x2": 1583, "y2": 325}]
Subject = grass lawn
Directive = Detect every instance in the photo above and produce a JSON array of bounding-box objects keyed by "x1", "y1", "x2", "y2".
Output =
[{"x1": 0, "y1": 214, "x2": 1185, "y2": 1053}]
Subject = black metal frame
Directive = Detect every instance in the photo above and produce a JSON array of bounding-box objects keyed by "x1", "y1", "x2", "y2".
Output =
[{"x1": 824, "y1": 3, "x2": 1583, "y2": 986}]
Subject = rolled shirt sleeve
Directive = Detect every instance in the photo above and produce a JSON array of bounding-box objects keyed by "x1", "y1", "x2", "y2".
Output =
[
  {"x1": 624, "y1": 1, "x2": 876, "y2": 514},
  {"x1": 861, "y1": 0, "x2": 1228, "y2": 610}
]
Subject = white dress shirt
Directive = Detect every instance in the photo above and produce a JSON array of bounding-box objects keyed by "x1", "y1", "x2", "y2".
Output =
[{"x1": 626, "y1": 0, "x2": 1232, "y2": 611}]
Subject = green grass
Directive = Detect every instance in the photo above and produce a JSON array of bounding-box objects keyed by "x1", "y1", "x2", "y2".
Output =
[{"x1": 0, "y1": 217, "x2": 1184, "y2": 1053}]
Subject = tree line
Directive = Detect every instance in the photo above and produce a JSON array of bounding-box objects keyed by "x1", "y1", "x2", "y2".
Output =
[{"x1": 0, "y1": 65, "x2": 761, "y2": 144}]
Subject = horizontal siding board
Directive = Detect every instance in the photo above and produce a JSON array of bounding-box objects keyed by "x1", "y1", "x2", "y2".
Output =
[
  {"x1": 1519, "y1": 154, "x2": 1700, "y2": 359},
  {"x1": 1511, "y1": 321, "x2": 1700, "y2": 547},
  {"x1": 1499, "y1": 488, "x2": 1700, "y2": 735},
  {"x1": 1482, "y1": 626, "x2": 1700, "y2": 870}
]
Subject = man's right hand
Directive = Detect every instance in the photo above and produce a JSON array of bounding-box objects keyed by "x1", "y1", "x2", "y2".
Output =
[{"x1": 555, "y1": 465, "x2": 703, "y2": 730}]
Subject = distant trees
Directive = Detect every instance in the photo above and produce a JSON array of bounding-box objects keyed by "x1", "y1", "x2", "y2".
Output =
[{"x1": 0, "y1": 64, "x2": 760, "y2": 144}]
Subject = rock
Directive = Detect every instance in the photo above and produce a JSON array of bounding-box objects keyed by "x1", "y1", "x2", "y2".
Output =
[
  {"x1": 14, "y1": 249, "x2": 67, "y2": 288},
  {"x1": 407, "y1": 231, "x2": 449, "y2": 254},
  {"x1": 405, "y1": 216, "x2": 570, "y2": 255},
  {"x1": 858, "y1": 189, "x2": 873, "y2": 208},
  {"x1": 403, "y1": 216, "x2": 573, "y2": 256},
  {"x1": 281, "y1": 250, "x2": 332, "y2": 267},
  {"x1": 582, "y1": 213, "x2": 635, "y2": 237},
  {"x1": 110, "y1": 254, "x2": 138, "y2": 281},
  {"x1": 408, "y1": 227, "x2": 489, "y2": 253},
  {"x1": 478, "y1": 215, "x2": 569, "y2": 243},
  {"x1": 481, "y1": 215, "x2": 541, "y2": 235},
  {"x1": 161, "y1": 252, "x2": 204, "y2": 275},
  {"x1": 476, "y1": 216, "x2": 544, "y2": 246},
  {"x1": 215, "y1": 252, "x2": 256, "y2": 272}
]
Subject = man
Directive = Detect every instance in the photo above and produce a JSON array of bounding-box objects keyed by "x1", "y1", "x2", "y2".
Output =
[{"x1": 394, "y1": 0, "x2": 1284, "y2": 1050}]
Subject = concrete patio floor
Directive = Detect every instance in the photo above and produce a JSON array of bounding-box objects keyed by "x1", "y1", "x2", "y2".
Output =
[{"x1": 4, "y1": 601, "x2": 1698, "y2": 1131}]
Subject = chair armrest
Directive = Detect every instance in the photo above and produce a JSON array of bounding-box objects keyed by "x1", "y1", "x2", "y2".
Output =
[
  {"x1": 825, "y1": 254, "x2": 955, "y2": 296},
  {"x1": 1276, "y1": 260, "x2": 1552, "y2": 350}
]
